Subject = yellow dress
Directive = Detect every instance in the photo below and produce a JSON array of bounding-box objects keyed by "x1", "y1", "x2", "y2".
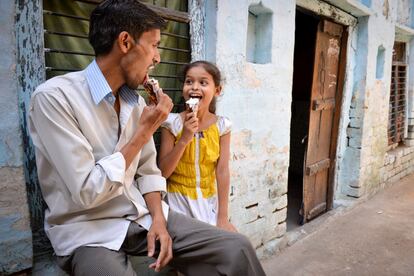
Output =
[{"x1": 161, "y1": 113, "x2": 232, "y2": 225}]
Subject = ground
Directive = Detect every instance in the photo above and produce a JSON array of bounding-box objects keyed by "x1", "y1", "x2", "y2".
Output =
[{"x1": 262, "y1": 173, "x2": 414, "y2": 275}]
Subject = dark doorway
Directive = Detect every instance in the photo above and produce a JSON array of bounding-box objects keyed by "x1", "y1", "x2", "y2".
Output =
[
  {"x1": 287, "y1": 9, "x2": 319, "y2": 231},
  {"x1": 288, "y1": 8, "x2": 346, "y2": 230}
]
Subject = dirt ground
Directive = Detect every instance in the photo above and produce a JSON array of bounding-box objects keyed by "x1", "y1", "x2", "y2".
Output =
[{"x1": 262, "y1": 174, "x2": 414, "y2": 276}]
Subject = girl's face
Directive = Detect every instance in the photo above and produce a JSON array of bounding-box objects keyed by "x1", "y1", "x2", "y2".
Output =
[{"x1": 183, "y1": 66, "x2": 221, "y2": 112}]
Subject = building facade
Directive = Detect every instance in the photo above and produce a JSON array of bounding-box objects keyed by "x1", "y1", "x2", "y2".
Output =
[{"x1": 1, "y1": 0, "x2": 414, "y2": 274}]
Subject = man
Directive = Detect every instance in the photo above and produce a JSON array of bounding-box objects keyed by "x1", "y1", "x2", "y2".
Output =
[{"x1": 29, "y1": 0, "x2": 265, "y2": 275}]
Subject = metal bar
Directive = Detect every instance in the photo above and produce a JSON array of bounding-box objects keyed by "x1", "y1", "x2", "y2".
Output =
[
  {"x1": 161, "y1": 32, "x2": 189, "y2": 40},
  {"x1": 43, "y1": 10, "x2": 89, "y2": 21},
  {"x1": 44, "y1": 29, "x2": 89, "y2": 39},
  {"x1": 46, "y1": 67, "x2": 81, "y2": 72},
  {"x1": 74, "y1": 0, "x2": 101, "y2": 4},
  {"x1": 392, "y1": 62, "x2": 408, "y2": 66},
  {"x1": 45, "y1": 48, "x2": 95, "y2": 56},
  {"x1": 44, "y1": 28, "x2": 189, "y2": 43},
  {"x1": 149, "y1": 74, "x2": 181, "y2": 79},
  {"x1": 389, "y1": 113, "x2": 406, "y2": 117},
  {"x1": 159, "y1": 60, "x2": 188, "y2": 66},
  {"x1": 159, "y1": 46, "x2": 190, "y2": 53}
]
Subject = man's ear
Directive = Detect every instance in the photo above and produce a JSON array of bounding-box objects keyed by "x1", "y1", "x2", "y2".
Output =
[
  {"x1": 117, "y1": 31, "x2": 133, "y2": 54},
  {"x1": 215, "y1": 85, "x2": 222, "y2": 96}
]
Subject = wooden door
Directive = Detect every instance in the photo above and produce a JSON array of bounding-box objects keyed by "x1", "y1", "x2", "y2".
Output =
[{"x1": 303, "y1": 20, "x2": 343, "y2": 222}]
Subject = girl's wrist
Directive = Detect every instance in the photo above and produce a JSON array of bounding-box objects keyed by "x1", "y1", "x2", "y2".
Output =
[
  {"x1": 217, "y1": 213, "x2": 229, "y2": 222},
  {"x1": 177, "y1": 137, "x2": 190, "y2": 147}
]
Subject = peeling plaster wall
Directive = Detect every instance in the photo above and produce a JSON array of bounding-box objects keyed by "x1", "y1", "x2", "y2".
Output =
[
  {"x1": 0, "y1": 0, "x2": 32, "y2": 274},
  {"x1": 209, "y1": 0, "x2": 414, "y2": 257},
  {"x1": 396, "y1": 0, "x2": 412, "y2": 27},
  {"x1": 338, "y1": 0, "x2": 414, "y2": 198},
  {"x1": 211, "y1": 0, "x2": 295, "y2": 257}
]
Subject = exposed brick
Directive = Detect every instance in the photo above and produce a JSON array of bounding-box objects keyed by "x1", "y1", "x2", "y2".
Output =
[
  {"x1": 404, "y1": 139, "x2": 414, "y2": 147},
  {"x1": 347, "y1": 127, "x2": 362, "y2": 138}
]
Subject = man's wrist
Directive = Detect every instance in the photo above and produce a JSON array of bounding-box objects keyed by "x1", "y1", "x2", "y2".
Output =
[
  {"x1": 152, "y1": 213, "x2": 167, "y2": 225},
  {"x1": 133, "y1": 126, "x2": 152, "y2": 145}
]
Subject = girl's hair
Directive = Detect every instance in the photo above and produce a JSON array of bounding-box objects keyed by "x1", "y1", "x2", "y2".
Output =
[{"x1": 181, "y1": 61, "x2": 223, "y2": 114}]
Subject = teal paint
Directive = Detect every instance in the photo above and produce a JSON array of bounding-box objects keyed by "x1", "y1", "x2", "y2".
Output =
[
  {"x1": 0, "y1": 0, "x2": 23, "y2": 167},
  {"x1": 376, "y1": 45, "x2": 385, "y2": 79},
  {"x1": 15, "y1": 0, "x2": 53, "y2": 262},
  {"x1": 360, "y1": 0, "x2": 372, "y2": 7},
  {"x1": 246, "y1": 3, "x2": 273, "y2": 64},
  {"x1": 0, "y1": 0, "x2": 33, "y2": 274},
  {"x1": 0, "y1": 214, "x2": 32, "y2": 274}
]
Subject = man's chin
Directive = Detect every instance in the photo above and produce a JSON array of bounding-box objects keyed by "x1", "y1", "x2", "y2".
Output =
[{"x1": 125, "y1": 82, "x2": 140, "y2": 90}]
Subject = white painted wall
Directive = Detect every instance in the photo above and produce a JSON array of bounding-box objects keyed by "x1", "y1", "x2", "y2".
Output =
[
  {"x1": 202, "y1": 0, "x2": 414, "y2": 256},
  {"x1": 208, "y1": 0, "x2": 295, "y2": 255}
]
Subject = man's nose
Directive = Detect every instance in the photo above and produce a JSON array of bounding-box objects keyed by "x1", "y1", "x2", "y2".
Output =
[{"x1": 153, "y1": 50, "x2": 161, "y2": 65}]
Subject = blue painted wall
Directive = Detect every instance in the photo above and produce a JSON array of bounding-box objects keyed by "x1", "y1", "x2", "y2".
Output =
[
  {"x1": 0, "y1": 0, "x2": 33, "y2": 274},
  {"x1": 0, "y1": 0, "x2": 23, "y2": 166}
]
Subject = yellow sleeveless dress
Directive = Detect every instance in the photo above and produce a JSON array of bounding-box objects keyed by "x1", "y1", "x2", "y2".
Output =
[{"x1": 161, "y1": 113, "x2": 232, "y2": 225}]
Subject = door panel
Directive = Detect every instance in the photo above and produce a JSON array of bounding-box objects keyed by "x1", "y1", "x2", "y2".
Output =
[{"x1": 303, "y1": 20, "x2": 343, "y2": 222}]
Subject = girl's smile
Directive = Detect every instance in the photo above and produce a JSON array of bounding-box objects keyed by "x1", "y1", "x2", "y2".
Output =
[{"x1": 183, "y1": 66, "x2": 221, "y2": 114}]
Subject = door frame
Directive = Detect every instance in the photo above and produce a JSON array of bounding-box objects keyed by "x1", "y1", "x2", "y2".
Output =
[
  {"x1": 327, "y1": 28, "x2": 348, "y2": 210},
  {"x1": 295, "y1": 0, "x2": 356, "y2": 221},
  {"x1": 299, "y1": 17, "x2": 349, "y2": 222}
]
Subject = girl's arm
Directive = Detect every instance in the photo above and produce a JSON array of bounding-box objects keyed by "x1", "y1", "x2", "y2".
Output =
[
  {"x1": 216, "y1": 132, "x2": 237, "y2": 232},
  {"x1": 158, "y1": 128, "x2": 187, "y2": 178},
  {"x1": 158, "y1": 112, "x2": 198, "y2": 178}
]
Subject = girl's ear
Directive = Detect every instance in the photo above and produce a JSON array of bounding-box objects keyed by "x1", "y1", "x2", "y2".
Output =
[{"x1": 215, "y1": 85, "x2": 223, "y2": 96}]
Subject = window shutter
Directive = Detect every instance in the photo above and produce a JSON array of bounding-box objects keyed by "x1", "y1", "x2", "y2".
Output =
[
  {"x1": 388, "y1": 42, "x2": 407, "y2": 145},
  {"x1": 43, "y1": 0, "x2": 191, "y2": 112}
]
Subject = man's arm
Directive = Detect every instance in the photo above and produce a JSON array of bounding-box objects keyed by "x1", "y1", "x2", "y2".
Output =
[
  {"x1": 130, "y1": 91, "x2": 173, "y2": 272},
  {"x1": 121, "y1": 91, "x2": 173, "y2": 169}
]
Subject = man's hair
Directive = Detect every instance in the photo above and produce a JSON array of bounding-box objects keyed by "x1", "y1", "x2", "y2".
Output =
[{"x1": 89, "y1": 0, "x2": 167, "y2": 56}]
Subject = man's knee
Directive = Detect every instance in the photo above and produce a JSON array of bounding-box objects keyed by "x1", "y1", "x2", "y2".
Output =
[
  {"x1": 69, "y1": 247, "x2": 135, "y2": 276},
  {"x1": 220, "y1": 232, "x2": 256, "y2": 260}
]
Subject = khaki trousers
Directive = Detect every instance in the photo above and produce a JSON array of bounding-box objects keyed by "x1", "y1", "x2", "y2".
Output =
[{"x1": 56, "y1": 210, "x2": 266, "y2": 276}]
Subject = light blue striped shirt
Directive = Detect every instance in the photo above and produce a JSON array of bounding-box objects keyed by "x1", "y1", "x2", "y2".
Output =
[{"x1": 85, "y1": 60, "x2": 140, "y2": 106}]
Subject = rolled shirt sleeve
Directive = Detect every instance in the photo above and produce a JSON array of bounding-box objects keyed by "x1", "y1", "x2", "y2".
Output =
[
  {"x1": 97, "y1": 152, "x2": 126, "y2": 183},
  {"x1": 135, "y1": 133, "x2": 167, "y2": 197}
]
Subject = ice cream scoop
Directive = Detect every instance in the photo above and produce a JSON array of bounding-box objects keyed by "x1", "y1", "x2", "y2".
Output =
[
  {"x1": 143, "y1": 77, "x2": 160, "y2": 105},
  {"x1": 186, "y1": 97, "x2": 199, "y2": 115}
]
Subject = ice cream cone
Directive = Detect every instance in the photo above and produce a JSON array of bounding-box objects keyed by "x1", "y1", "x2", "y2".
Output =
[{"x1": 186, "y1": 98, "x2": 199, "y2": 116}]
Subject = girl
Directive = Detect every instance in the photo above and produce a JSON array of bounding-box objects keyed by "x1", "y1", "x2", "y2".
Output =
[{"x1": 158, "y1": 61, "x2": 236, "y2": 232}]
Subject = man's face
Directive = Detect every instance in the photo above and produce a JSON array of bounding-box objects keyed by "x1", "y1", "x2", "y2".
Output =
[{"x1": 121, "y1": 29, "x2": 161, "y2": 89}]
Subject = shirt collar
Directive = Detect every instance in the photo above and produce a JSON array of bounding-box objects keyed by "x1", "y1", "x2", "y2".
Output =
[{"x1": 85, "y1": 60, "x2": 140, "y2": 105}]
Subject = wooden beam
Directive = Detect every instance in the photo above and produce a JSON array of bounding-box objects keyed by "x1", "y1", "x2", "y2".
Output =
[
  {"x1": 296, "y1": 0, "x2": 357, "y2": 26},
  {"x1": 312, "y1": 98, "x2": 336, "y2": 111},
  {"x1": 74, "y1": 0, "x2": 190, "y2": 23},
  {"x1": 306, "y1": 158, "x2": 331, "y2": 176},
  {"x1": 146, "y1": 3, "x2": 190, "y2": 23}
]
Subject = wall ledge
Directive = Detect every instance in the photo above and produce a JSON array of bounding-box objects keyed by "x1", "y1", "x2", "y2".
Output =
[
  {"x1": 324, "y1": 0, "x2": 374, "y2": 17},
  {"x1": 395, "y1": 24, "x2": 414, "y2": 42}
]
